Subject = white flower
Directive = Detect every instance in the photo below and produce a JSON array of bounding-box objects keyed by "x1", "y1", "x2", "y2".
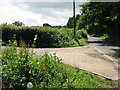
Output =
[
  {"x1": 34, "y1": 34, "x2": 38, "y2": 41},
  {"x1": 37, "y1": 62, "x2": 40, "y2": 64},
  {"x1": 27, "y1": 82, "x2": 33, "y2": 88}
]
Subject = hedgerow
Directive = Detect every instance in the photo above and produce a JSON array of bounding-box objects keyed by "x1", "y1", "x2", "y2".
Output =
[{"x1": 1, "y1": 24, "x2": 88, "y2": 47}]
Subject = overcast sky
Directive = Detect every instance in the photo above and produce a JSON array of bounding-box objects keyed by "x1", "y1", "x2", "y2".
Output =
[{"x1": 0, "y1": 0, "x2": 87, "y2": 26}]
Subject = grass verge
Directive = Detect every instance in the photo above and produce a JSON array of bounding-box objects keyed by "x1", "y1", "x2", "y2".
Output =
[{"x1": 62, "y1": 64, "x2": 117, "y2": 88}]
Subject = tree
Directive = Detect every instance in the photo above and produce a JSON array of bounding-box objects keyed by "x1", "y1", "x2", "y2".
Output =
[
  {"x1": 12, "y1": 21, "x2": 25, "y2": 26},
  {"x1": 53, "y1": 25, "x2": 62, "y2": 28},
  {"x1": 43, "y1": 23, "x2": 52, "y2": 27},
  {"x1": 66, "y1": 14, "x2": 80, "y2": 28},
  {"x1": 66, "y1": 17, "x2": 74, "y2": 28},
  {"x1": 78, "y1": 2, "x2": 120, "y2": 39}
]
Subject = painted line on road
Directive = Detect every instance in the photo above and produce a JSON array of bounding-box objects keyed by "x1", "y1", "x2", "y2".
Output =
[
  {"x1": 94, "y1": 46, "x2": 113, "y2": 60},
  {"x1": 94, "y1": 46, "x2": 118, "y2": 64}
]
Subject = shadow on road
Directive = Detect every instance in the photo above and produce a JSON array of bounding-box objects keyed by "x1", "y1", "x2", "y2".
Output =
[
  {"x1": 88, "y1": 41, "x2": 104, "y2": 44},
  {"x1": 88, "y1": 36, "x2": 120, "y2": 59},
  {"x1": 99, "y1": 42, "x2": 119, "y2": 46},
  {"x1": 110, "y1": 48, "x2": 120, "y2": 59}
]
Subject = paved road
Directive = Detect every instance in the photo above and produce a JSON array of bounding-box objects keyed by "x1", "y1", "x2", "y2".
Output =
[
  {"x1": 88, "y1": 36, "x2": 119, "y2": 64},
  {"x1": 31, "y1": 36, "x2": 120, "y2": 80},
  {"x1": 33, "y1": 45, "x2": 118, "y2": 80},
  {"x1": 88, "y1": 36, "x2": 120, "y2": 81}
]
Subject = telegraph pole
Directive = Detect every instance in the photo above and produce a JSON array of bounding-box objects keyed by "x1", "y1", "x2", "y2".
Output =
[{"x1": 73, "y1": 0, "x2": 76, "y2": 36}]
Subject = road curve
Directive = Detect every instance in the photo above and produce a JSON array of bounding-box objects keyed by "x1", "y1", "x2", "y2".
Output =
[
  {"x1": 88, "y1": 36, "x2": 119, "y2": 63},
  {"x1": 88, "y1": 36, "x2": 119, "y2": 80}
]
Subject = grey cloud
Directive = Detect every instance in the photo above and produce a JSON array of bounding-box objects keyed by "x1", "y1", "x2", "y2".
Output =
[
  {"x1": 25, "y1": 18, "x2": 39, "y2": 25},
  {"x1": 10, "y1": 2, "x2": 83, "y2": 13},
  {"x1": 10, "y1": 2, "x2": 73, "y2": 11},
  {"x1": 9, "y1": 2, "x2": 84, "y2": 25},
  {"x1": 12, "y1": 2, "x2": 83, "y2": 9},
  {"x1": 10, "y1": 2, "x2": 74, "y2": 18},
  {"x1": 23, "y1": 2, "x2": 73, "y2": 9}
]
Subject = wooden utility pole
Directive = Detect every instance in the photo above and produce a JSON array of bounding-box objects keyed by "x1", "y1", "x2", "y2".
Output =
[{"x1": 73, "y1": 0, "x2": 76, "y2": 36}]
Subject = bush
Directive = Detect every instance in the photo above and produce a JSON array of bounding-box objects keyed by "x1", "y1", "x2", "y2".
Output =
[
  {"x1": 1, "y1": 40, "x2": 70, "y2": 88},
  {"x1": 76, "y1": 28, "x2": 88, "y2": 39},
  {"x1": 1, "y1": 25, "x2": 88, "y2": 48}
]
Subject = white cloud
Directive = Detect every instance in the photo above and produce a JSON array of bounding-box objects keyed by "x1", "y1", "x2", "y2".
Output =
[
  {"x1": 8, "y1": 0, "x2": 88, "y2": 2},
  {"x1": 0, "y1": 0, "x2": 86, "y2": 26},
  {"x1": 0, "y1": 1, "x2": 37, "y2": 25}
]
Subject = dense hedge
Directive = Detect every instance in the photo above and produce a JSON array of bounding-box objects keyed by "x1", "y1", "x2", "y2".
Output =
[{"x1": 1, "y1": 25, "x2": 88, "y2": 47}]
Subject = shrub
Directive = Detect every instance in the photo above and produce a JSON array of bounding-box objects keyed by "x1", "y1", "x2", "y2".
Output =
[
  {"x1": 76, "y1": 28, "x2": 88, "y2": 39},
  {"x1": 1, "y1": 25, "x2": 88, "y2": 47},
  {"x1": 1, "y1": 40, "x2": 70, "y2": 88},
  {"x1": 78, "y1": 38, "x2": 88, "y2": 46}
]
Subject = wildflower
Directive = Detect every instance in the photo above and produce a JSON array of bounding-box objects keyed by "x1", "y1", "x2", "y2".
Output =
[
  {"x1": 37, "y1": 62, "x2": 40, "y2": 64},
  {"x1": 29, "y1": 70, "x2": 31, "y2": 74},
  {"x1": 27, "y1": 82, "x2": 33, "y2": 88},
  {"x1": 34, "y1": 34, "x2": 37, "y2": 41}
]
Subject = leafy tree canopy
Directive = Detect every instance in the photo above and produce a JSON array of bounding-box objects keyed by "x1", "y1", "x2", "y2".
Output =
[
  {"x1": 77, "y1": 2, "x2": 120, "y2": 39},
  {"x1": 12, "y1": 21, "x2": 25, "y2": 26},
  {"x1": 43, "y1": 23, "x2": 52, "y2": 27}
]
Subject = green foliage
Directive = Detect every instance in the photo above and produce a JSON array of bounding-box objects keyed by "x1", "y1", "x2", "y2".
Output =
[
  {"x1": 76, "y1": 28, "x2": 88, "y2": 39},
  {"x1": 63, "y1": 64, "x2": 116, "y2": 88},
  {"x1": 100, "y1": 34, "x2": 109, "y2": 39},
  {"x1": 1, "y1": 25, "x2": 88, "y2": 48},
  {"x1": 2, "y1": 40, "x2": 68, "y2": 88},
  {"x1": 77, "y1": 2, "x2": 120, "y2": 44},
  {"x1": 1, "y1": 41, "x2": 116, "y2": 88},
  {"x1": 43, "y1": 23, "x2": 52, "y2": 27},
  {"x1": 66, "y1": 17, "x2": 74, "y2": 28},
  {"x1": 78, "y1": 38, "x2": 88, "y2": 46},
  {"x1": 66, "y1": 14, "x2": 80, "y2": 28},
  {"x1": 12, "y1": 21, "x2": 25, "y2": 26}
]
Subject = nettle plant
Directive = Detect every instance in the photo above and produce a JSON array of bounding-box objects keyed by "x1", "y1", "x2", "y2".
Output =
[{"x1": 2, "y1": 40, "x2": 71, "y2": 88}]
